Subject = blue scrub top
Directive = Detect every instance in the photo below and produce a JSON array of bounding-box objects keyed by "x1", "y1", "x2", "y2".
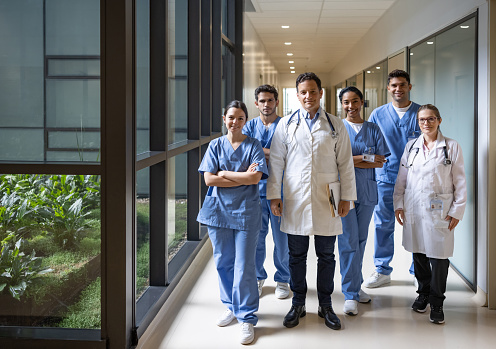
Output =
[
  {"x1": 197, "y1": 135, "x2": 269, "y2": 231},
  {"x1": 368, "y1": 102, "x2": 421, "y2": 184},
  {"x1": 242, "y1": 116, "x2": 281, "y2": 197},
  {"x1": 343, "y1": 120, "x2": 390, "y2": 206}
]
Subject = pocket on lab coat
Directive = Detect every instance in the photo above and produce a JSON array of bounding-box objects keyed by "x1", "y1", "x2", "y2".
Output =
[
  {"x1": 283, "y1": 173, "x2": 302, "y2": 200},
  {"x1": 404, "y1": 188, "x2": 414, "y2": 222},
  {"x1": 429, "y1": 193, "x2": 453, "y2": 229}
]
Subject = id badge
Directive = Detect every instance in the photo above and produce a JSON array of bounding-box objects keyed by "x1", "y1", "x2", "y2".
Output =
[
  {"x1": 363, "y1": 153, "x2": 375, "y2": 163},
  {"x1": 430, "y1": 199, "x2": 443, "y2": 211},
  {"x1": 362, "y1": 147, "x2": 375, "y2": 163}
]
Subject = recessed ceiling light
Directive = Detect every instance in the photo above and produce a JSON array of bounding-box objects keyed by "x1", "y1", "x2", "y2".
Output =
[
  {"x1": 285, "y1": 42, "x2": 292, "y2": 45},
  {"x1": 376, "y1": 66, "x2": 381, "y2": 69},
  {"x1": 291, "y1": 71, "x2": 295, "y2": 74},
  {"x1": 460, "y1": 25, "x2": 470, "y2": 29},
  {"x1": 289, "y1": 60, "x2": 294, "y2": 63},
  {"x1": 287, "y1": 53, "x2": 293, "y2": 56},
  {"x1": 281, "y1": 25, "x2": 289, "y2": 29},
  {"x1": 290, "y1": 67, "x2": 295, "y2": 69},
  {"x1": 410, "y1": 52, "x2": 414, "y2": 55},
  {"x1": 366, "y1": 71, "x2": 371, "y2": 73},
  {"x1": 427, "y1": 41, "x2": 434, "y2": 45}
]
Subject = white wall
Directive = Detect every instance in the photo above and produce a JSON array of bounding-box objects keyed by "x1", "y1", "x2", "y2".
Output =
[
  {"x1": 243, "y1": 16, "x2": 279, "y2": 120},
  {"x1": 329, "y1": 0, "x2": 485, "y2": 85}
]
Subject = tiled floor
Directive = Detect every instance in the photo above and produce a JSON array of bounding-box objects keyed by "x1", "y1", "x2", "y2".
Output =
[{"x1": 138, "y1": 221, "x2": 496, "y2": 349}]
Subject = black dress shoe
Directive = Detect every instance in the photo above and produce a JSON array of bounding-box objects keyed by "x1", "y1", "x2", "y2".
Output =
[
  {"x1": 283, "y1": 305, "x2": 306, "y2": 328},
  {"x1": 318, "y1": 305, "x2": 341, "y2": 330}
]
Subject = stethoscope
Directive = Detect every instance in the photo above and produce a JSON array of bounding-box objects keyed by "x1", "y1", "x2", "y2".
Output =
[
  {"x1": 282, "y1": 110, "x2": 338, "y2": 145},
  {"x1": 402, "y1": 138, "x2": 451, "y2": 168}
]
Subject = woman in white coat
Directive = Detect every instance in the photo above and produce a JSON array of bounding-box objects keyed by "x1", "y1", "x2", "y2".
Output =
[{"x1": 393, "y1": 104, "x2": 466, "y2": 325}]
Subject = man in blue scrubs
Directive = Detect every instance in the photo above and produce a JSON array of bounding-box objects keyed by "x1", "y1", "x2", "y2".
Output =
[
  {"x1": 243, "y1": 85, "x2": 291, "y2": 299},
  {"x1": 364, "y1": 70, "x2": 421, "y2": 288}
]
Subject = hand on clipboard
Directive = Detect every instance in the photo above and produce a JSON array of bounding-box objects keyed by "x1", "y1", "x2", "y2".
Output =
[
  {"x1": 326, "y1": 182, "x2": 351, "y2": 218},
  {"x1": 326, "y1": 182, "x2": 340, "y2": 217}
]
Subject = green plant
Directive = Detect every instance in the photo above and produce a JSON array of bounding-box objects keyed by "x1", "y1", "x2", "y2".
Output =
[
  {"x1": 0, "y1": 193, "x2": 33, "y2": 240},
  {"x1": 38, "y1": 198, "x2": 96, "y2": 249},
  {"x1": 58, "y1": 277, "x2": 101, "y2": 329},
  {"x1": 0, "y1": 234, "x2": 52, "y2": 300}
]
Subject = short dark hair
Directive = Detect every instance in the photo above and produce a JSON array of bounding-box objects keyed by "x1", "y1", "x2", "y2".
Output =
[
  {"x1": 387, "y1": 69, "x2": 410, "y2": 85},
  {"x1": 296, "y1": 72, "x2": 322, "y2": 91},
  {"x1": 255, "y1": 84, "x2": 278, "y2": 101},
  {"x1": 339, "y1": 86, "x2": 364, "y2": 103},
  {"x1": 224, "y1": 100, "x2": 248, "y2": 119},
  {"x1": 417, "y1": 104, "x2": 441, "y2": 119}
]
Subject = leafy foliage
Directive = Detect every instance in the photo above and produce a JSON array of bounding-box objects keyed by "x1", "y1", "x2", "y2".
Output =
[{"x1": 0, "y1": 235, "x2": 52, "y2": 300}]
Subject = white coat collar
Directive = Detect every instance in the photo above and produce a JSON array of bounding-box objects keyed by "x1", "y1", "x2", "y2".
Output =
[{"x1": 411, "y1": 131, "x2": 446, "y2": 150}]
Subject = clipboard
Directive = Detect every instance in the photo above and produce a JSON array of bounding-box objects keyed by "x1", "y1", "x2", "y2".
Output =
[{"x1": 326, "y1": 181, "x2": 340, "y2": 217}]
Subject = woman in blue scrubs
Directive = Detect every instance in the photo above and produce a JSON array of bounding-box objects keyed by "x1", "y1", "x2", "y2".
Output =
[
  {"x1": 197, "y1": 100, "x2": 268, "y2": 345},
  {"x1": 338, "y1": 87, "x2": 390, "y2": 315}
]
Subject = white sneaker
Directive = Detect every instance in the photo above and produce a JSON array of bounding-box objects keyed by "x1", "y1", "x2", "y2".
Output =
[
  {"x1": 216, "y1": 309, "x2": 236, "y2": 327},
  {"x1": 257, "y1": 279, "x2": 265, "y2": 296},
  {"x1": 275, "y1": 282, "x2": 290, "y2": 299},
  {"x1": 358, "y1": 289, "x2": 371, "y2": 303},
  {"x1": 343, "y1": 300, "x2": 358, "y2": 316},
  {"x1": 363, "y1": 271, "x2": 391, "y2": 288},
  {"x1": 240, "y1": 322, "x2": 255, "y2": 345}
]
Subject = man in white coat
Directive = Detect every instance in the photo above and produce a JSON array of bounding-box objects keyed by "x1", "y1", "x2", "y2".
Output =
[{"x1": 267, "y1": 72, "x2": 357, "y2": 330}]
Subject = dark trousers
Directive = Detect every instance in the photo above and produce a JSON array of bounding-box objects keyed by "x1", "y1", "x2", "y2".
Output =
[
  {"x1": 413, "y1": 253, "x2": 449, "y2": 307},
  {"x1": 288, "y1": 234, "x2": 336, "y2": 307}
]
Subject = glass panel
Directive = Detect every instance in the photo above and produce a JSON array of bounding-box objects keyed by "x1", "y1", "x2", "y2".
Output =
[
  {"x1": 0, "y1": 1, "x2": 44, "y2": 128},
  {"x1": 48, "y1": 131, "x2": 100, "y2": 150},
  {"x1": 434, "y1": 18, "x2": 476, "y2": 283},
  {"x1": 136, "y1": 0, "x2": 150, "y2": 155},
  {"x1": 168, "y1": 153, "x2": 188, "y2": 261},
  {"x1": 47, "y1": 59, "x2": 100, "y2": 77},
  {"x1": 46, "y1": 151, "x2": 99, "y2": 162},
  {"x1": 335, "y1": 85, "x2": 343, "y2": 117},
  {"x1": 0, "y1": 129, "x2": 44, "y2": 161},
  {"x1": 46, "y1": 80, "x2": 100, "y2": 128},
  {"x1": 168, "y1": 0, "x2": 188, "y2": 145},
  {"x1": 409, "y1": 39, "x2": 435, "y2": 105},
  {"x1": 0, "y1": 174, "x2": 101, "y2": 329},
  {"x1": 363, "y1": 61, "x2": 387, "y2": 120},
  {"x1": 346, "y1": 76, "x2": 356, "y2": 87},
  {"x1": 282, "y1": 88, "x2": 300, "y2": 117},
  {"x1": 45, "y1": 0, "x2": 100, "y2": 56},
  {"x1": 136, "y1": 168, "x2": 150, "y2": 300}
]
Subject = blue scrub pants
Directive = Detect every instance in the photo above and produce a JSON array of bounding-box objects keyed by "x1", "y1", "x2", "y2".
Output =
[
  {"x1": 339, "y1": 203, "x2": 375, "y2": 300},
  {"x1": 373, "y1": 181, "x2": 415, "y2": 275},
  {"x1": 208, "y1": 226, "x2": 259, "y2": 325},
  {"x1": 373, "y1": 181, "x2": 395, "y2": 275},
  {"x1": 288, "y1": 234, "x2": 336, "y2": 307},
  {"x1": 255, "y1": 197, "x2": 290, "y2": 283}
]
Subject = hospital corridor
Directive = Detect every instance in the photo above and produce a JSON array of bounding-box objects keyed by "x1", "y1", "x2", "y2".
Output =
[{"x1": 137, "y1": 221, "x2": 496, "y2": 349}]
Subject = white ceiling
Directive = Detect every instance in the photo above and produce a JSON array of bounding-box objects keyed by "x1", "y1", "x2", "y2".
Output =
[{"x1": 245, "y1": 0, "x2": 397, "y2": 74}]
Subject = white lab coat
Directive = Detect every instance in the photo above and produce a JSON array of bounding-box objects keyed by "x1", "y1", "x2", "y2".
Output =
[
  {"x1": 266, "y1": 109, "x2": 357, "y2": 236},
  {"x1": 393, "y1": 132, "x2": 467, "y2": 259}
]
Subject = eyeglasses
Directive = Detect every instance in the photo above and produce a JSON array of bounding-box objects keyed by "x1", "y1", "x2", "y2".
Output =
[{"x1": 418, "y1": 117, "x2": 439, "y2": 124}]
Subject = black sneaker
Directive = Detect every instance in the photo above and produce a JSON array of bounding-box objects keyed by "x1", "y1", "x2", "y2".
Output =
[
  {"x1": 430, "y1": 305, "x2": 445, "y2": 324},
  {"x1": 412, "y1": 294, "x2": 429, "y2": 313}
]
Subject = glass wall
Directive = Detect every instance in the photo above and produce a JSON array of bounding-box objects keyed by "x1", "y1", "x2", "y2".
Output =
[
  {"x1": 0, "y1": 0, "x2": 100, "y2": 163},
  {"x1": 409, "y1": 16, "x2": 476, "y2": 286},
  {"x1": 0, "y1": 174, "x2": 101, "y2": 329},
  {"x1": 363, "y1": 60, "x2": 387, "y2": 120},
  {"x1": 0, "y1": 0, "x2": 244, "y2": 346},
  {"x1": 168, "y1": 0, "x2": 188, "y2": 145}
]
